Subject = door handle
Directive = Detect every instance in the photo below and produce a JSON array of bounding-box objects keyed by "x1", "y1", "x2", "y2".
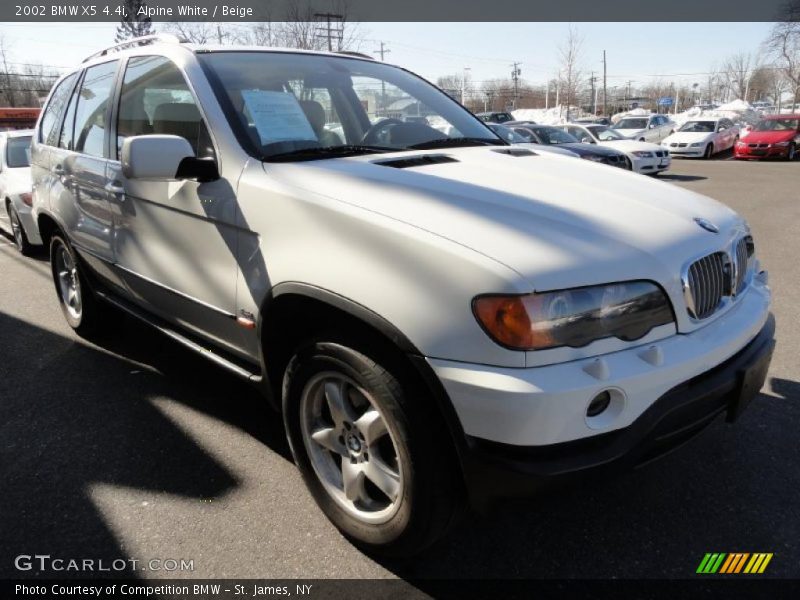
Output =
[{"x1": 105, "y1": 181, "x2": 126, "y2": 201}]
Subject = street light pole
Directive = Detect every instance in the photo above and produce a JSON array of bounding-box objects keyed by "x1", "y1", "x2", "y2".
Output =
[{"x1": 461, "y1": 67, "x2": 471, "y2": 105}]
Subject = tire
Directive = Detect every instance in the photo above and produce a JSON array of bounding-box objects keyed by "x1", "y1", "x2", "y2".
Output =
[
  {"x1": 283, "y1": 338, "x2": 463, "y2": 557},
  {"x1": 50, "y1": 234, "x2": 103, "y2": 335},
  {"x1": 7, "y1": 202, "x2": 33, "y2": 256},
  {"x1": 703, "y1": 143, "x2": 714, "y2": 159},
  {"x1": 788, "y1": 143, "x2": 797, "y2": 161}
]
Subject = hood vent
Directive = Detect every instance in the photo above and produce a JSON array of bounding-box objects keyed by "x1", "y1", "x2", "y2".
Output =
[
  {"x1": 375, "y1": 154, "x2": 458, "y2": 169},
  {"x1": 491, "y1": 147, "x2": 537, "y2": 157}
]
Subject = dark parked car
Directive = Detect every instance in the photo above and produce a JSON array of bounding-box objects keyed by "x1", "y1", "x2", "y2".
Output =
[
  {"x1": 475, "y1": 111, "x2": 515, "y2": 124},
  {"x1": 508, "y1": 124, "x2": 631, "y2": 169}
]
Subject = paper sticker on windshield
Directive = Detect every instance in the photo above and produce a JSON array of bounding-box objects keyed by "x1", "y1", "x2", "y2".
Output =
[{"x1": 241, "y1": 90, "x2": 318, "y2": 145}]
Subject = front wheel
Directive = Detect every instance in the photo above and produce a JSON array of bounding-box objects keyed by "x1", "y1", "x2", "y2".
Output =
[
  {"x1": 50, "y1": 234, "x2": 103, "y2": 335},
  {"x1": 703, "y1": 143, "x2": 714, "y2": 159},
  {"x1": 788, "y1": 143, "x2": 797, "y2": 161},
  {"x1": 283, "y1": 339, "x2": 463, "y2": 556}
]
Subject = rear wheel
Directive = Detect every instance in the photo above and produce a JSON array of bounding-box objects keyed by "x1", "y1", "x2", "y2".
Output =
[
  {"x1": 7, "y1": 203, "x2": 33, "y2": 255},
  {"x1": 283, "y1": 338, "x2": 463, "y2": 557},
  {"x1": 50, "y1": 234, "x2": 103, "y2": 335}
]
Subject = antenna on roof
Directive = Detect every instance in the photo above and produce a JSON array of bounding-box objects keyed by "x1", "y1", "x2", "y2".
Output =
[{"x1": 82, "y1": 34, "x2": 188, "y2": 63}]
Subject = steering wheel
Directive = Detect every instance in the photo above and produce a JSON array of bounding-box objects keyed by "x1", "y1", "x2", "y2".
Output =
[{"x1": 362, "y1": 118, "x2": 404, "y2": 145}]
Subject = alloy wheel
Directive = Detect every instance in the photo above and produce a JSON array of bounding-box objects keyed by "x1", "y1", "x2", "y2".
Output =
[
  {"x1": 55, "y1": 245, "x2": 82, "y2": 320},
  {"x1": 9, "y1": 207, "x2": 23, "y2": 250},
  {"x1": 300, "y1": 372, "x2": 404, "y2": 524}
]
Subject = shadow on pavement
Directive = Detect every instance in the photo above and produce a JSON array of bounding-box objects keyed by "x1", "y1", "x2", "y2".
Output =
[{"x1": 0, "y1": 310, "x2": 287, "y2": 578}]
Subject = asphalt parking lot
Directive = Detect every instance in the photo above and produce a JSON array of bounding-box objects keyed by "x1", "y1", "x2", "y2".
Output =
[{"x1": 1, "y1": 156, "x2": 798, "y2": 583}]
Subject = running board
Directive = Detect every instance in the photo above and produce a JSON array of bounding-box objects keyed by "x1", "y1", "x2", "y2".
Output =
[{"x1": 95, "y1": 290, "x2": 263, "y2": 383}]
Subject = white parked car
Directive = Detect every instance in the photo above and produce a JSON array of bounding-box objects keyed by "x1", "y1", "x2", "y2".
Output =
[
  {"x1": 0, "y1": 129, "x2": 41, "y2": 254},
  {"x1": 32, "y1": 36, "x2": 775, "y2": 556},
  {"x1": 612, "y1": 114, "x2": 676, "y2": 143},
  {"x1": 557, "y1": 123, "x2": 671, "y2": 175},
  {"x1": 661, "y1": 118, "x2": 740, "y2": 159}
]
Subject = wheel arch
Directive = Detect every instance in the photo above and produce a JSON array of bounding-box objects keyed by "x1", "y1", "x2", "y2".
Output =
[
  {"x1": 258, "y1": 282, "x2": 471, "y2": 472},
  {"x1": 36, "y1": 210, "x2": 62, "y2": 247}
]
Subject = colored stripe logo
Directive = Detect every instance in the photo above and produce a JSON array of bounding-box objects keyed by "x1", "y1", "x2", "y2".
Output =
[{"x1": 697, "y1": 553, "x2": 773, "y2": 574}]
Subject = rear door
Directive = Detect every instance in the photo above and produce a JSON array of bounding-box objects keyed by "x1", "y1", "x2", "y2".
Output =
[
  {"x1": 107, "y1": 55, "x2": 244, "y2": 356},
  {"x1": 50, "y1": 60, "x2": 120, "y2": 271}
]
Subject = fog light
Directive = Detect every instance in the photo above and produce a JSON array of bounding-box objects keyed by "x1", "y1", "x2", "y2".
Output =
[{"x1": 587, "y1": 391, "x2": 611, "y2": 417}]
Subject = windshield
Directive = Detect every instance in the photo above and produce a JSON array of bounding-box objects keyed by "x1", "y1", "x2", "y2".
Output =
[
  {"x1": 198, "y1": 52, "x2": 502, "y2": 160},
  {"x1": 531, "y1": 127, "x2": 579, "y2": 145},
  {"x1": 679, "y1": 121, "x2": 715, "y2": 133},
  {"x1": 6, "y1": 136, "x2": 31, "y2": 168},
  {"x1": 588, "y1": 126, "x2": 625, "y2": 141},
  {"x1": 488, "y1": 123, "x2": 527, "y2": 143},
  {"x1": 754, "y1": 118, "x2": 800, "y2": 132},
  {"x1": 613, "y1": 118, "x2": 648, "y2": 130}
]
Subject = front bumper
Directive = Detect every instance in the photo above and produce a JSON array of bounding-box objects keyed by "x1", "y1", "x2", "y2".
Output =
[
  {"x1": 461, "y1": 314, "x2": 775, "y2": 505},
  {"x1": 734, "y1": 144, "x2": 791, "y2": 159},
  {"x1": 11, "y1": 197, "x2": 43, "y2": 245},
  {"x1": 631, "y1": 154, "x2": 671, "y2": 173},
  {"x1": 664, "y1": 144, "x2": 706, "y2": 157}
]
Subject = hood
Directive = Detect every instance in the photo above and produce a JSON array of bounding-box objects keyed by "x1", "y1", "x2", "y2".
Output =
[
  {"x1": 743, "y1": 130, "x2": 796, "y2": 144},
  {"x1": 601, "y1": 139, "x2": 663, "y2": 152},
  {"x1": 558, "y1": 142, "x2": 623, "y2": 157},
  {"x1": 266, "y1": 146, "x2": 741, "y2": 300},
  {"x1": 612, "y1": 128, "x2": 646, "y2": 138},
  {"x1": 516, "y1": 142, "x2": 579, "y2": 158},
  {"x1": 663, "y1": 131, "x2": 714, "y2": 144}
]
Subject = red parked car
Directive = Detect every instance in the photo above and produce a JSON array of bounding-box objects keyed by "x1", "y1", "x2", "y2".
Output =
[{"x1": 734, "y1": 114, "x2": 800, "y2": 160}]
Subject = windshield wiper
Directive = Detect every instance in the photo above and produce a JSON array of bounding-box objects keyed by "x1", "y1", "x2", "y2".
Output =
[
  {"x1": 408, "y1": 137, "x2": 505, "y2": 150},
  {"x1": 265, "y1": 144, "x2": 396, "y2": 162}
]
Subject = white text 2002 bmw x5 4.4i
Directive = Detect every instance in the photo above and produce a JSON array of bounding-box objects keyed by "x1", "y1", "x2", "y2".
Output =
[{"x1": 31, "y1": 36, "x2": 775, "y2": 556}]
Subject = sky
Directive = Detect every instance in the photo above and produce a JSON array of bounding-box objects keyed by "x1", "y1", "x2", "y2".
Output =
[{"x1": 0, "y1": 21, "x2": 776, "y2": 90}]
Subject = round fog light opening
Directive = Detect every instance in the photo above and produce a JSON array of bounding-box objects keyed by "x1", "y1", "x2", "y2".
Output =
[{"x1": 587, "y1": 391, "x2": 612, "y2": 417}]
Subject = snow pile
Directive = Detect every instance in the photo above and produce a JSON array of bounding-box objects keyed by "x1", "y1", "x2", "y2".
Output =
[
  {"x1": 610, "y1": 107, "x2": 651, "y2": 124},
  {"x1": 671, "y1": 99, "x2": 760, "y2": 128},
  {"x1": 511, "y1": 106, "x2": 590, "y2": 125}
]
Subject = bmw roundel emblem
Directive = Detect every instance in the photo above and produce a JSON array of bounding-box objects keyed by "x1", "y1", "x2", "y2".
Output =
[{"x1": 694, "y1": 217, "x2": 719, "y2": 234}]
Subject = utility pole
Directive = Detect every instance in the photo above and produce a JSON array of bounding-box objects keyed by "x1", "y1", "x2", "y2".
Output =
[
  {"x1": 602, "y1": 50, "x2": 607, "y2": 116},
  {"x1": 589, "y1": 72, "x2": 597, "y2": 115},
  {"x1": 626, "y1": 80, "x2": 634, "y2": 108},
  {"x1": 314, "y1": 12, "x2": 344, "y2": 51},
  {"x1": 461, "y1": 67, "x2": 471, "y2": 105},
  {"x1": 511, "y1": 62, "x2": 521, "y2": 109},
  {"x1": 373, "y1": 42, "x2": 390, "y2": 116}
]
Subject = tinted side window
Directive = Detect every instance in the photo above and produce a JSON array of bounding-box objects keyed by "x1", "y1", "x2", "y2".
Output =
[
  {"x1": 39, "y1": 72, "x2": 78, "y2": 146},
  {"x1": 73, "y1": 60, "x2": 119, "y2": 158},
  {"x1": 59, "y1": 77, "x2": 81, "y2": 150},
  {"x1": 117, "y1": 56, "x2": 214, "y2": 159}
]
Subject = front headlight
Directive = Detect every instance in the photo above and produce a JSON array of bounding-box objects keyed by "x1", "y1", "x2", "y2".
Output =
[
  {"x1": 631, "y1": 151, "x2": 654, "y2": 158},
  {"x1": 472, "y1": 281, "x2": 675, "y2": 351},
  {"x1": 581, "y1": 154, "x2": 606, "y2": 162},
  {"x1": 690, "y1": 142, "x2": 703, "y2": 147},
  {"x1": 774, "y1": 141, "x2": 790, "y2": 147}
]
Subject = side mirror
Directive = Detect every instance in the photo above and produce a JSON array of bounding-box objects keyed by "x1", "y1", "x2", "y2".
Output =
[
  {"x1": 648, "y1": 123, "x2": 656, "y2": 129},
  {"x1": 581, "y1": 136, "x2": 594, "y2": 143},
  {"x1": 121, "y1": 135, "x2": 219, "y2": 182}
]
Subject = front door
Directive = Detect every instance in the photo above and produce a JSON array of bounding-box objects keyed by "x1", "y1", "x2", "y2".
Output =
[{"x1": 107, "y1": 55, "x2": 243, "y2": 356}]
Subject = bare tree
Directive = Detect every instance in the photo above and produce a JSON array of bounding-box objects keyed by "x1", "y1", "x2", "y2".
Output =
[
  {"x1": 167, "y1": 22, "x2": 242, "y2": 45},
  {"x1": 722, "y1": 52, "x2": 756, "y2": 101},
  {"x1": 115, "y1": 0, "x2": 155, "y2": 42},
  {"x1": 0, "y1": 34, "x2": 16, "y2": 107},
  {"x1": 765, "y1": 0, "x2": 800, "y2": 108},
  {"x1": 436, "y1": 72, "x2": 473, "y2": 103},
  {"x1": 558, "y1": 26, "x2": 584, "y2": 120}
]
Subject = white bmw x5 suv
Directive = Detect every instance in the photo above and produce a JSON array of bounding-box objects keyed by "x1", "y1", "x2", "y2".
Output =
[{"x1": 31, "y1": 36, "x2": 774, "y2": 556}]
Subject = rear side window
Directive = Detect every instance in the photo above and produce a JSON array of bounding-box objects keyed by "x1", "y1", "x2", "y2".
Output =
[
  {"x1": 117, "y1": 55, "x2": 214, "y2": 159},
  {"x1": 39, "y1": 72, "x2": 78, "y2": 146},
  {"x1": 6, "y1": 136, "x2": 32, "y2": 167},
  {"x1": 73, "y1": 60, "x2": 119, "y2": 158}
]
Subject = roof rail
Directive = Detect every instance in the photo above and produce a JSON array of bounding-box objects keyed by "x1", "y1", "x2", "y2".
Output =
[
  {"x1": 335, "y1": 51, "x2": 375, "y2": 60},
  {"x1": 82, "y1": 34, "x2": 188, "y2": 63}
]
